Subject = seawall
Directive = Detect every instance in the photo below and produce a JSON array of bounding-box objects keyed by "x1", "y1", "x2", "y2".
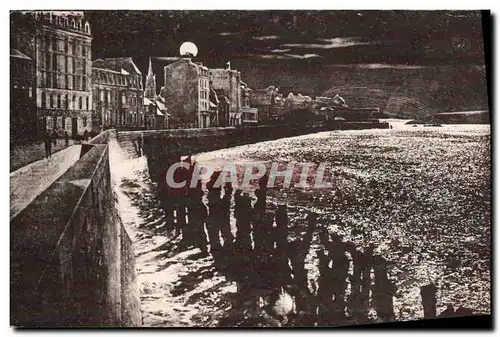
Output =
[
  {"x1": 117, "y1": 121, "x2": 389, "y2": 184},
  {"x1": 10, "y1": 130, "x2": 141, "y2": 327}
]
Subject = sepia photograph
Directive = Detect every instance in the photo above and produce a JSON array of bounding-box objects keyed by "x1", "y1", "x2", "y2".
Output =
[{"x1": 9, "y1": 9, "x2": 491, "y2": 328}]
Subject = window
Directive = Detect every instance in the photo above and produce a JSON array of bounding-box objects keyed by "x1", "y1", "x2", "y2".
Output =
[
  {"x1": 42, "y1": 92, "x2": 46, "y2": 108},
  {"x1": 28, "y1": 87, "x2": 32, "y2": 99},
  {"x1": 44, "y1": 71, "x2": 50, "y2": 88},
  {"x1": 100, "y1": 89, "x2": 104, "y2": 102},
  {"x1": 83, "y1": 117, "x2": 87, "y2": 127},
  {"x1": 107, "y1": 90, "x2": 111, "y2": 103},
  {"x1": 121, "y1": 92, "x2": 125, "y2": 104},
  {"x1": 65, "y1": 75, "x2": 69, "y2": 89},
  {"x1": 65, "y1": 94, "x2": 69, "y2": 109},
  {"x1": 72, "y1": 43, "x2": 76, "y2": 56},
  {"x1": 45, "y1": 53, "x2": 50, "y2": 71},
  {"x1": 79, "y1": 97, "x2": 83, "y2": 110},
  {"x1": 57, "y1": 94, "x2": 61, "y2": 108},
  {"x1": 65, "y1": 40, "x2": 69, "y2": 54},
  {"x1": 82, "y1": 76, "x2": 86, "y2": 91},
  {"x1": 86, "y1": 97, "x2": 89, "y2": 110},
  {"x1": 49, "y1": 94, "x2": 53, "y2": 108}
]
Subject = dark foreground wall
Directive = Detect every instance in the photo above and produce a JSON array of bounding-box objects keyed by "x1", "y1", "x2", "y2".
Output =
[
  {"x1": 10, "y1": 140, "x2": 141, "y2": 327},
  {"x1": 118, "y1": 121, "x2": 389, "y2": 184}
]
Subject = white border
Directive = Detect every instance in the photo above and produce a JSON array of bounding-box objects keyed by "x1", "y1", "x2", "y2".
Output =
[{"x1": 2, "y1": 2, "x2": 497, "y2": 336}]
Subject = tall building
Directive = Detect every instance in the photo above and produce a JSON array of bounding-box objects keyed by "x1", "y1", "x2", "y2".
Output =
[
  {"x1": 92, "y1": 58, "x2": 144, "y2": 130},
  {"x1": 144, "y1": 57, "x2": 157, "y2": 101},
  {"x1": 11, "y1": 11, "x2": 93, "y2": 137},
  {"x1": 209, "y1": 67, "x2": 242, "y2": 126},
  {"x1": 162, "y1": 57, "x2": 210, "y2": 128},
  {"x1": 214, "y1": 89, "x2": 230, "y2": 127},
  {"x1": 10, "y1": 49, "x2": 37, "y2": 139},
  {"x1": 240, "y1": 82, "x2": 258, "y2": 124},
  {"x1": 250, "y1": 85, "x2": 279, "y2": 122}
]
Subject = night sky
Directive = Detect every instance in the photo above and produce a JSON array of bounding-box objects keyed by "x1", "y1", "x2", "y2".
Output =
[{"x1": 84, "y1": 10, "x2": 488, "y2": 97}]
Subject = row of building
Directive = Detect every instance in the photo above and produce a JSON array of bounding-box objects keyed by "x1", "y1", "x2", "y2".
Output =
[
  {"x1": 10, "y1": 11, "x2": 260, "y2": 139},
  {"x1": 10, "y1": 11, "x2": 353, "y2": 140}
]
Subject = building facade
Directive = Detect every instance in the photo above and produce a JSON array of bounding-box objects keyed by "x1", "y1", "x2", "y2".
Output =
[
  {"x1": 240, "y1": 82, "x2": 258, "y2": 124},
  {"x1": 11, "y1": 11, "x2": 93, "y2": 137},
  {"x1": 209, "y1": 68, "x2": 242, "y2": 126},
  {"x1": 10, "y1": 49, "x2": 37, "y2": 139},
  {"x1": 285, "y1": 92, "x2": 314, "y2": 111},
  {"x1": 92, "y1": 58, "x2": 144, "y2": 130},
  {"x1": 250, "y1": 85, "x2": 279, "y2": 123},
  {"x1": 162, "y1": 57, "x2": 210, "y2": 128},
  {"x1": 214, "y1": 89, "x2": 230, "y2": 127},
  {"x1": 144, "y1": 93, "x2": 169, "y2": 130}
]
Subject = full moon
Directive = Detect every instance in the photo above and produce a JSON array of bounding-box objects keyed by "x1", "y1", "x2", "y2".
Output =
[{"x1": 179, "y1": 41, "x2": 198, "y2": 57}]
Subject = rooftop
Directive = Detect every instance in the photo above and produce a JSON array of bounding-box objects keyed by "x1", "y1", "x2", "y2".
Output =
[
  {"x1": 10, "y1": 49, "x2": 32, "y2": 60},
  {"x1": 93, "y1": 57, "x2": 141, "y2": 75}
]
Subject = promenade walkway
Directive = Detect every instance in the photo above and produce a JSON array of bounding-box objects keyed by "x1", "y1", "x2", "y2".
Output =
[
  {"x1": 10, "y1": 139, "x2": 77, "y2": 172},
  {"x1": 10, "y1": 145, "x2": 82, "y2": 220}
]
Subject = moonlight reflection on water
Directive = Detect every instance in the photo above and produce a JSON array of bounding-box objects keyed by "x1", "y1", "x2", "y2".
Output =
[{"x1": 113, "y1": 122, "x2": 490, "y2": 326}]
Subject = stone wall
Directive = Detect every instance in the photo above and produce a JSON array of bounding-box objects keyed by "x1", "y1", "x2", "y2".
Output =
[
  {"x1": 131, "y1": 122, "x2": 389, "y2": 184},
  {"x1": 10, "y1": 138, "x2": 141, "y2": 327}
]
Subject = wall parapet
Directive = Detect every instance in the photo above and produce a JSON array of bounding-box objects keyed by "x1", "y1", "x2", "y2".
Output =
[{"x1": 11, "y1": 132, "x2": 140, "y2": 327}]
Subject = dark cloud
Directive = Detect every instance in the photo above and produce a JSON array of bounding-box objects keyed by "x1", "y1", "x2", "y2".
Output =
[{"x1": 83, "y1": 10, "x2": 488, "y2": 97}]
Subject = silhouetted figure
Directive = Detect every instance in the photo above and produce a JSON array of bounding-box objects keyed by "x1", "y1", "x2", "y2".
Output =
[
  {"x1": 254, "y1": 173, "x2": 269, "y2": 212},
  {"x1": 372, "y1": 255, "x2": 395, "y2": 322},
  {"x1": 234, "y1": 190, "x2": 253, "y2": 252},
  {"x1": 231, "y1": 191, "x2": 254, "y2": 289},
  {"x1": 44, "y1": 132, "x2": 52, "y2": 158},
  {"x1": 420, "y1": 283, "x2": 437, "y2": 319},
  {"x1": 317, "y1": 246, "x2": 333, "y2": 326},
  {"x1": 359, "y1": 243, "x2": 375, "y2": 316},
  {"x1": 220, "y1": 182, "x2": 234, "y2": 248},
  {"x1": 286, "y1": 211, "x2": 317, "y2": 311},
  {"x1": 64, "y1": 131, "x2": 69, "y2": 147},
  {"x1": 164, "y1": 154, "x2": 183, "y2": 236},
  {"x1": 253, "y1": 209, "x2": 274, "y2": 255},
  {"x1": 187, "y1": 179, "x2": 208, "y2": 255},
  {"x1": 320, "y1": 232, "x2": 349, "y2": 323},
  {"x1": 274, "y1": 205, "x2": 289, "y2": 251},
  {"x1": 206, "y1": 171, "x2": 223, "y2": 256},
  {"x1": 83, "y1": 129, "x2": 90, "y2": 141},
  {"x1": 346, "y1": 241, "x2": 363, "y2": 318}
]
